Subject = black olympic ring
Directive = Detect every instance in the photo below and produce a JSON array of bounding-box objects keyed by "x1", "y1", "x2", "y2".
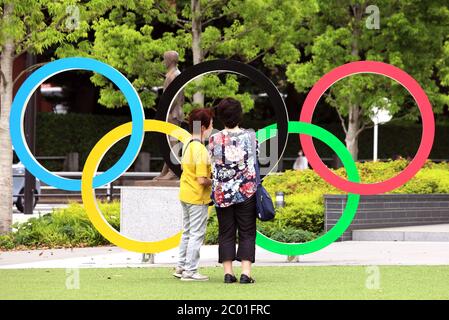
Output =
[{"x1": 155, "y1": 59, "x2": 289, "y2": 178}]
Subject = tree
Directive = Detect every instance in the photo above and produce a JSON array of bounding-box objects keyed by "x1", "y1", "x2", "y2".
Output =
[
  {"x1": 286, "y1": 0, "x2": 449, "y2": 160},
  {"x1": 58, "y1": 0, "x2": 317, "y2": 113},
  {"x1": 0, "y1": 0, "x2": 91, "y2": 234},
  {"x1": 160, "y1": 0, "x2": 318, "y2": 111}
]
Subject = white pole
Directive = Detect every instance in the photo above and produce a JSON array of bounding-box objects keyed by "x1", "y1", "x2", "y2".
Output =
[{"x1": 373, "y1": 122, "x2": 378, "y2": 161}]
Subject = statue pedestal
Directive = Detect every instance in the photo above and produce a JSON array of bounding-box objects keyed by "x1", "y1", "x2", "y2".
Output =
[{"x1": 120, "y1": 186, "x2": 182, "y2": 262}]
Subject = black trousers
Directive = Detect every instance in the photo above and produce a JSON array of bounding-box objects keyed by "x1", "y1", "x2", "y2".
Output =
[{"x1": 215, "y1": 195, "x2": 257, "y2": 263}]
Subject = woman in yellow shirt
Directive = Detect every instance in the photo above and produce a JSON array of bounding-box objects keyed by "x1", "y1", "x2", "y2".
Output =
[{"x1": 174, "y1": 108, "x2": 214, "y2": 281}]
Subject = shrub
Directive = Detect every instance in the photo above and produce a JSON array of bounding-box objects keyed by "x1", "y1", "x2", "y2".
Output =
[
  {"x1": 0, "y1": 202, "x2": 119, "y2": 250},
  {"x1": 257, "y1": 221, "x2": 316, "y2": 243},
  {"x1": 205, "y1": 208, "x2": 219, "y2": 245},
  {"x1": 2, "y1": 160, "x2": 448, "y2": 250},
  {"x1": 205, "y1": 207, "x2": 317, "y2": 244}
]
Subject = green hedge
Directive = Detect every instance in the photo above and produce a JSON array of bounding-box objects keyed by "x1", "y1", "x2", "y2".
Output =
[
  {"x1": 35, "y1": 113, "x2": 449, "y2": 171},
  {"x1": 1, "y1": 160, "x2": 449, "y2": 250},
  {"x1": 36, "y1": 113, "x2": 163, "y2": 171}
]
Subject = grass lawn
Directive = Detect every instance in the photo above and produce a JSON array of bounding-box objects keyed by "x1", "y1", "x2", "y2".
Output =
[{"x1": 1, "y1": 266, "x2": 449, "y2": 300}]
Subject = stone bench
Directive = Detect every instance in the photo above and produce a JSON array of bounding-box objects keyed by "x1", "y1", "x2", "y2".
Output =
[{"x1": 120, "y1": 186, "x2": 182, "y2": 261}]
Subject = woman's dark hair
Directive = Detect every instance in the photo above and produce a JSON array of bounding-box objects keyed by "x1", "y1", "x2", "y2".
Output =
[
  {"x1": 215, "y1": 98, "x2": 242, "y2": 128},
  {"x1": 188, "y1": 108, "x2": 214, "y2": 133}
]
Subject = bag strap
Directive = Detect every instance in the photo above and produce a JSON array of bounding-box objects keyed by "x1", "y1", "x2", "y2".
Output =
[
  {"x1": 182, "y1": 138, "x2": 202, "y2": 158},
  {"x1": 249, "y1": 130, "x2": 261, "y2": 186}
]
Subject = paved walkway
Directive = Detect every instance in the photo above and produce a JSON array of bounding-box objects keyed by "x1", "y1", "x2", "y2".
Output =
[{"x1": 2, "y1": 241, "x2": 449, "y2": 269}]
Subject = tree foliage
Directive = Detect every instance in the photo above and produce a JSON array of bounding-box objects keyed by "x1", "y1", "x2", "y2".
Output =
[
  {"x1": 286, "y1": 0, "x2": 449, "y2": 128},
  {"x1": 57, "y1": 0, "x2": 317, "y2": 112}
]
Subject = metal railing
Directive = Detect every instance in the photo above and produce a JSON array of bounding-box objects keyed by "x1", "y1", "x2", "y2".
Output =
[
  {"x1": 13, "y1": 171, "x2": 160, "y2": 204},
  {"x1": 36, "y1": 156, "x2": 67, "y2": 161}
]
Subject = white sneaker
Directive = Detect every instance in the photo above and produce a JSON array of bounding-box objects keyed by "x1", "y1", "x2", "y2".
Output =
[
  {"x1": 173, "y1": 267, "x2": 184, "y2": 278},
  {"x1": 181, "y1": 271, "x2": 209, "y2": 282}
]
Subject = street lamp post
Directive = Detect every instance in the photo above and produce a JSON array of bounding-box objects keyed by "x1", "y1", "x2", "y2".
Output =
[{"x1": 370, "y1": 101, "x2": 393, "y2": 162}]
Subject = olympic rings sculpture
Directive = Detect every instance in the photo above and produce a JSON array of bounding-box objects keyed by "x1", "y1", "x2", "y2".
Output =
[{"x1": 10, "y1": 57, "x2": 435, "y2": 254}]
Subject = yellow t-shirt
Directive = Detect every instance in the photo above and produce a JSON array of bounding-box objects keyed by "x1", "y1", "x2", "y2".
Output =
[{"x1": 179, "y1": 140, "x2": 211, "y2": 205}]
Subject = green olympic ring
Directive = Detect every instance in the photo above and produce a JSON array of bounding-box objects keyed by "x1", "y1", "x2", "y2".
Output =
[{"x1": 255, "y1": 121, "x2": 360, "y2": 256}]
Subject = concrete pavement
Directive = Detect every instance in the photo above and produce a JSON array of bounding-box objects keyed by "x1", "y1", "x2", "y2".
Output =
[{"x1": 2, "y1": 241, "x2": 449, "y2": 269}]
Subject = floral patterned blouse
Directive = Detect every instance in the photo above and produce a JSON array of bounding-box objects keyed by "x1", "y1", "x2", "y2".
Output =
[{"x1": 208, "y1": 129, "x2": 258, "y2": 208}]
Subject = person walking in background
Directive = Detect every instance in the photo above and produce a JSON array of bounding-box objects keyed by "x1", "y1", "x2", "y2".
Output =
[
  {"x1": 209, "y1": 98, "x2": 257, "y2": 284},
  {"x1": 173, "y1": 108, "x2": 214, "y2": 282},
  {"x1": 293, "y1": 149, "x2": 308, "y2": 170}
]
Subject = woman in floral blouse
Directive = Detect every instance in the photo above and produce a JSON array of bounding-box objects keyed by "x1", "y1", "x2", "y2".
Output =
[{"x1": 209, "y1": 98, "x2": 257, "y2": 284}]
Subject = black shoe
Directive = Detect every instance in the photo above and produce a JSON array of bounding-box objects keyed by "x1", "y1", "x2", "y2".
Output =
[
  {"x1": 224, "y1": 274, "x2": 237, "y2": 283},
  {"x1": 240, "y1": 274, "x2": 255, "y2": 284}
]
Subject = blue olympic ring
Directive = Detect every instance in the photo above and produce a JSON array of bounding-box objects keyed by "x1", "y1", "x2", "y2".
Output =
[{"x1": 10, "y1": 57, "x2": 145, "y2": 191}]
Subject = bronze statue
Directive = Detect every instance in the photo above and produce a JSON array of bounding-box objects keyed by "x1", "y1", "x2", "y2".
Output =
[{"x1": 154, "y1": 50, "x2": 185, "y2": 180}]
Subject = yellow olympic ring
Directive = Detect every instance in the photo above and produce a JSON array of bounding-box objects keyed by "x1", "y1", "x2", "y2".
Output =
[{"x1": 81, "y1": 119, "x2": 192, "y2": 253}]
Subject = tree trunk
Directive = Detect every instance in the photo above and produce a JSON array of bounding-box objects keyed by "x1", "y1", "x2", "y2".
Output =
[
  {"x1": 0, "y1": 3, "x2": 15, "y2": 234},
  {"x1": 191, "y1": 0, "x2": 204, "y2": 106},
  {"x1": 343, "y1": 4, "x2": 364, "y2": 161},
  {"x1": 345, "y1": 105, "x2": 361, "y2": 161}
]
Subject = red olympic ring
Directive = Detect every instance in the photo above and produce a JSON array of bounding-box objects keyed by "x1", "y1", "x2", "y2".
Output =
[{"x1": 299, "y1": 61, "x2": 435, "y2": 195}]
